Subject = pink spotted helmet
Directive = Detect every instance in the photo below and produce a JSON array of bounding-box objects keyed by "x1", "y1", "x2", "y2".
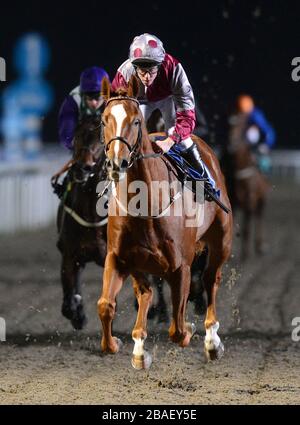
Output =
[{"x1": 129, "y1": 33, "x2": 166, "y2": 66}]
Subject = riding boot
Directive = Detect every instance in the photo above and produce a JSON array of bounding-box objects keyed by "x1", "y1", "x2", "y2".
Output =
[{"x1": 181, "y1": 144, "x2": 220, "y2": 201}]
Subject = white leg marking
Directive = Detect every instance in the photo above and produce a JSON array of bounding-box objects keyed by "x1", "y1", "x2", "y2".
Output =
[
  {"x1": 133, "y1": 337, "x2": 145, "y2": 356},
  {"x1": 204, "y1": 321, "x2": 221, "y2": 351}
]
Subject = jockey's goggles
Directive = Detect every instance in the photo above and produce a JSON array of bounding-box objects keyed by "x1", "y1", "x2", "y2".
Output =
[{"x1": 135, "y1": 65, "x2": 160, "y2": 77}]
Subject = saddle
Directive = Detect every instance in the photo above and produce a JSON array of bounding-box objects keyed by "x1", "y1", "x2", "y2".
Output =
[{"x1": 150, "y1": 136, "x2": 230, "y2": 213}]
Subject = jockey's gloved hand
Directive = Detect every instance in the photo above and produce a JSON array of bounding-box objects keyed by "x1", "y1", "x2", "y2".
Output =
[
  {"x1": 54, "y1": 184, "x2": 65, "y2": 199},
  {"x1": 257, "y1": 143, "x2": 270, "y2": 155},
  {"x1": 51, "y1": 174, "x2": 67, "y2": 199},
  {"x1": 154, "y1": 136, "x2": 175, "y2": 153}
]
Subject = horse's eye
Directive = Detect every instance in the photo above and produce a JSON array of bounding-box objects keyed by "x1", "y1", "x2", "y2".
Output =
[{"x1": 134, "y1": 119, "x2": 140, "y2": 126}]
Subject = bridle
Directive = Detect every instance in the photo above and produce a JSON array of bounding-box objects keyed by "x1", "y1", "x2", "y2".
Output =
[{"x1": 103, "y1": 96, "x2": 143, "y2": 168}]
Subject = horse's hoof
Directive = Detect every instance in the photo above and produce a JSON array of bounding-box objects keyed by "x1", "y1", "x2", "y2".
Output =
[
  {"x1": 131, "y1": 351, "x2": 152, "y2": 370},
  {"x1": 102, "y1": 337, "x2": 123, "y2": 354},
  {"x1": 179, "y1": 323, "x2": 196, "y2": 347},
  {"x1": 62, "y1": 304, "x2": 73, "y2": 320},
  {"x1": 112, "y1": 337, "x2": 123, "y2": 353},
  {"x1": 71, "y1": 303, "x2": 88, "y2": 330},
  {"x1": 71, "y1": 313, "x2": 88, "y2": 330},
  {"x1": 186, "y1": 322, "x2": 197, "y2": 338},
  {"x1": 204, "y1": 341, "x2": 224, "y2": 362}
]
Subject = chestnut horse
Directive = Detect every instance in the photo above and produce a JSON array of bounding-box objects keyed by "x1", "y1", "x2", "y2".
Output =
[{"x1": 97, "y1": 76, "x2": 232, "y2": 368}]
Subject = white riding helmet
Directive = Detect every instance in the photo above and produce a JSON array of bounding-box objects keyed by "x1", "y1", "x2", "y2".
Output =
[{"x1": 129, "y1": 33, "x2": 166, "y2": 66}]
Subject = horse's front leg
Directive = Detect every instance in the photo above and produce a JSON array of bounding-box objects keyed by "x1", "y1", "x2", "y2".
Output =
[
  {"x1": 61, "y1": 255, "x2": 87, "y2": 330},
  {"x1": 98, "y1": 252, "x2": 127, "y2": 354},
  {"x1": 131, "y1": 273, "x2": 153, "y2": 369},
  {"x1": 203, "y1": 239, "x2": 230, "y2": 361},
  {"x1": 168, "y1": 264, "x2": 196, "y2": 348}
]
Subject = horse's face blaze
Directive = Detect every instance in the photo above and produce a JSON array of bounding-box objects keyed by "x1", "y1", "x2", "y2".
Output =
[{"x1": 103, "y1": 100, "x2": 141, "y2": 181}]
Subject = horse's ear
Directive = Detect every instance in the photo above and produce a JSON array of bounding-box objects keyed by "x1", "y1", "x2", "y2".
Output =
[
  {"x1": 127, "y1": 75, "x2": 139, "y2": 99},
  {"x1": 101, "y1": 77, "x2": 111, "y2": 100}
]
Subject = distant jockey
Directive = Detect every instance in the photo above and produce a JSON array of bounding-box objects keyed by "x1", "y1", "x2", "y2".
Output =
[
  {"x1": 52, "y1": 67, "x2": 109, "y2": 196},
  {"x1": 235, "y1": 94, "x2": 276, "y2": 173},
  {"x1": 237, "y1": 94, "x2": 276, "y2": 173},
  {"x1": 58, "y1": 66, "x2": 109, "y2": 150}
]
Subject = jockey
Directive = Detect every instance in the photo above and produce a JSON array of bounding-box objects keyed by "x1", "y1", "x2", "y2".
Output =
[
  {"x1": 236, "y1": 94, "x2": 276, "y2": 173},
  {"x1": 111, "y1": 33, "x2": 218, "y2": 199},
  {"x1": 52, "y1": 67, "x2": 109, "y2": 197},
  {"x1": 58, "y1": 66, "x2": 109, "y2": 150}
]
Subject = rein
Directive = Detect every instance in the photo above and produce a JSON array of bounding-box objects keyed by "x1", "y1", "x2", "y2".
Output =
[
  {"x1": 63, "y1": 204, "x2": 108, "y2": 227},
  {"x1": 61, "y1": 176, "x2": 108, "y2": 228},
  {"x1": 111, "y1": 181, "x2": 182, "y2": 220}
]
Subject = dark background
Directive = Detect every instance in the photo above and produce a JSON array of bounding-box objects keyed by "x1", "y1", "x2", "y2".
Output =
[{"x1": 1, "y1": 0, "x2": 300, "y2": 147}]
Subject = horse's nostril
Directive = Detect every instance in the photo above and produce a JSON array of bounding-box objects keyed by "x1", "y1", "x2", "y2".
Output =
[
  {"x1": 120, "y1": 159, "x2": 129, "y2": 169},
  {"x1": 105, "y1": 158, "x2": 113, "y2": 170}
]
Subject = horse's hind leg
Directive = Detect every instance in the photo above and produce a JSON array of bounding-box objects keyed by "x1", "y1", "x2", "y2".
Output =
[
  {"x1": 168, "y1": 264, "x2": 196, "y2": 348},
  {"x1": 98, "y1": 252, "x2": 127, "y2": 354},
  {"x1": 131, "y1": 273, "x2": 153, "y2": 369},
  {"x1": 204, "y1": 222, "x2": 232, "y2": 361},
  {"x1": 155, "y1": 277, "x2": 169, "y2": 323},
  {"x1": 203, "y1": 260, "x2": 224, "y2": 360},
  {"x1": 190, "y1": 250, "x2": 208, "y2": 315},
  {"x1": 61, "y1": 255, "x2": 87, "y2": 330}
]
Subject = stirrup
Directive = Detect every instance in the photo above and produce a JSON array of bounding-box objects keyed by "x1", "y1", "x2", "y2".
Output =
[{"x1": 204, "y1": 181, "x2": 220, "y2": 202}]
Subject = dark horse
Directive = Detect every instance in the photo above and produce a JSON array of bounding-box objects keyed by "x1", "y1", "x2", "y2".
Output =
[
  {"x1": 55, "y1": 116, "x2": 107, "y2": 329},
  {"x1": 222, "y1": 112, "x2": 269, "y2": 261},
  {"x1": 98, "y1": 76, "x2": 233, "y2": 369}
]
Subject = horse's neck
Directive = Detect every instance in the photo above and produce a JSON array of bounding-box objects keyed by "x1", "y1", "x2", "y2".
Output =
[{"x1": 71, "y1": 176, "x2": 99, "y2": 217}]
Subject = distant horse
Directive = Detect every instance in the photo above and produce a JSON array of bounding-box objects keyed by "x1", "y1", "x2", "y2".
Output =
[
  {"x1": 222, "y1": 113, "x2": 269, "y2": 261},
  {"x1": 97, "y1": 76, "x2": 232, "y2": 368},
  {"x1": 55, "y1": 116, "x2": 107, "y2": 329}
]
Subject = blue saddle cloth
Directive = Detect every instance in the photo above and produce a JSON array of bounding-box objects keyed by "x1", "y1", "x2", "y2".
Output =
[{"x1": 150, "y1": 136, "x2": 228, "y2": 210}]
